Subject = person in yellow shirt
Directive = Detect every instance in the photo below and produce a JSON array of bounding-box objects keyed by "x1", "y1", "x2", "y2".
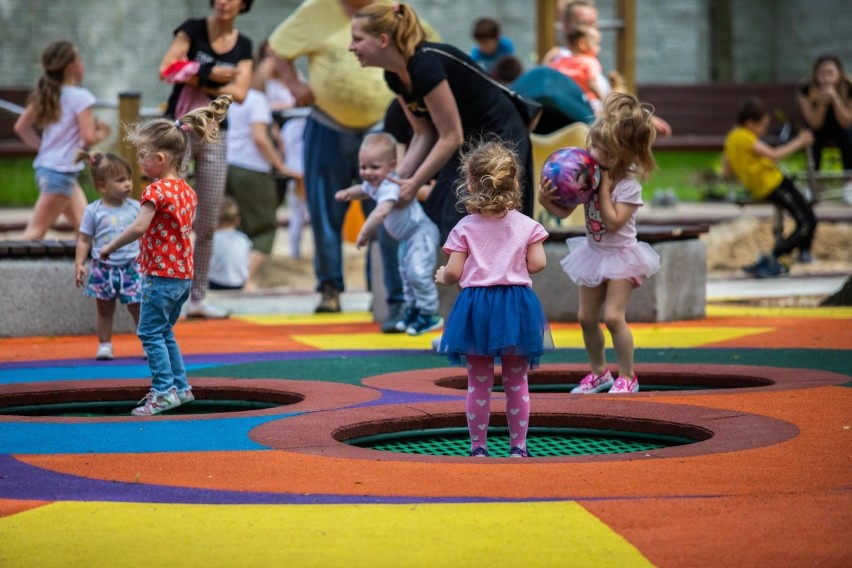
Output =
[{"x1": 723, "y1": 97, "x2": 816, "y2": 278}]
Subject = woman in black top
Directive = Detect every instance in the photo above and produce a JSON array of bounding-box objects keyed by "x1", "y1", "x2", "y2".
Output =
[
  {"x1": 158, "y1": 0, "x2": 254, "y2": 318},
  {"x1": 796, "y1": 54, "x2": 852, "y2": 174},
  {"x1": 349, "y1": 2, "x2": 533, "y2": 240}
]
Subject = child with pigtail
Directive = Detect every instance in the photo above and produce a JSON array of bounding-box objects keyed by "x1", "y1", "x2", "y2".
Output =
[{"x1": 100, "y1": 95, "x2": 233, "y2": 416}]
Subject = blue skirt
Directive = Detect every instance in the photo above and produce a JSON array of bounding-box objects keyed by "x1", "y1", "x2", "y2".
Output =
[{"x1": 440, "y1": 285, "x2": 554, "y2": 369}]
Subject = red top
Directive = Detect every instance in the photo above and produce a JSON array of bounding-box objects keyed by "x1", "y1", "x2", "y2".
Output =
[{"x1": 138, "y1": 178, "x2": 197, "y2": 279}]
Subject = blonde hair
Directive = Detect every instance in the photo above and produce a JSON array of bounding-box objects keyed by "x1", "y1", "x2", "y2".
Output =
[
  {"x1": 353, "y1": 3, "x2": 426, "y2": 61},
  {"x1": 30, "y1": 39, "x2": 78, "y2": 126},
  {"x1": 456, "y1": 139, "x2": 523, "y2": 215},
  {"x1": 75, "y1": 150, "x2": 132, "y2": 189},
  {"x1": 360, "y1": 132, "x2": 398, "y2": 163},
  {"x1": 124, "y1": 95, "x2": 233, "y2": 176},
  {"x1": 587, "y1": 92, "x2": 656, "y2": 181}
]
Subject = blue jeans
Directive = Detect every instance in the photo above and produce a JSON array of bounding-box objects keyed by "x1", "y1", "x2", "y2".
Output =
[
  {"x1": 303, "y1": 116, "x2": 403, "y2": 302},
  {"x1": 137, "y1": 276, "x2": 191, "y2": 394}
]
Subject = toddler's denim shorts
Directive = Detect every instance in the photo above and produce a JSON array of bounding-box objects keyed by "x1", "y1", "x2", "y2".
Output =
[{"x1": 35, "y1": 167, "x2": 79, "y2": 197}]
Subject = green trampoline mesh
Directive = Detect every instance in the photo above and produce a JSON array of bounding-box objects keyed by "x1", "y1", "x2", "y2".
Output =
[{"x1": 348, "y1": 427, "x2": 693, "y2": 457}]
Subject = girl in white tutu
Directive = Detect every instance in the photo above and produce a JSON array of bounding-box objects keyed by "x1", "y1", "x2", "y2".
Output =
[
  {"x1": 539, "y1": 92, "x2": 659, "y2": 394},
  {"x1": 436, "y1": 139, "x2": 553, "y2": 458}
]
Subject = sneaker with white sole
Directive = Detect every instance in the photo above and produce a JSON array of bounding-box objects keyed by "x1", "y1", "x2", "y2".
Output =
[
  {"x1": 509, "y1": 447, "x2": 532, "y2": 458},
  {"x1": 186, "y1": 300, "x2": 230, "y2": 319},
  {"x1": 394, "y1": 306, "x2": 420, "y2": 332},
  {"x1": 176, "y1": 388, "x2": 195, "y2": 405},
  {"x1": 96, "y1": 343, "x2": 114, "y2": 360},
  {"x1": 131, "y1": 388, "x2": 181, "y2": 416},
  {"x1": 608, "y1": 375, "x2": 639, "y2": 393},
  {"x1": 406, "y1": 312, "x2": 443, "y2": 336},
  {"x1": 570, "y1": 369, "x2": 614, "y2": 393}
]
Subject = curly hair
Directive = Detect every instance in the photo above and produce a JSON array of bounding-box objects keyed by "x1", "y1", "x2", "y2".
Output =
[
  {"x1": 587, "y1": 92, "x2": 657, "y2": 181},
  {"x1": 124, "y1": 95, "x2": 233, "y2": 176},
  {"x1": 456, "y1": 139, "x2": 523, "y2": 216}
]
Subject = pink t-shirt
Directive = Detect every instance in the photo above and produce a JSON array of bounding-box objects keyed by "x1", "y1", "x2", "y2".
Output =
[
  {"x1": 584, "y1": 177, "x2": 643, "y2": 247},
  {"x1": 443, "y1": 210, "x2": 548, "y2": 288},
  {"x1": 139, "y1": 178, "x2": 197, "y2": 279}
]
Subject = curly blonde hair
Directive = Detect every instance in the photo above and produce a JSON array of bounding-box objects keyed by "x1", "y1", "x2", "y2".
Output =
[
  {"x1": 587, "y1": 92, "x2": 656, "y2": 181},
  {"x1": 124, "y1": 95, "x2": 233, "y2": 176},
  {"x1": 456, "y1": 139, "x2": 523, "y2": 216}
]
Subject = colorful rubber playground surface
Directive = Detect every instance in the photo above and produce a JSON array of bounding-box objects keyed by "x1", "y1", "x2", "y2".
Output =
[{"x1": 1, "y1": 302, "x2": 850, "y2": 566}]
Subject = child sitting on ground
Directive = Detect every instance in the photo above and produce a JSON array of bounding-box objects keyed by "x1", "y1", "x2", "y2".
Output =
[
  {"x1": 335, "y1": 132, "x2": 443, "y2": 336},
  {"x1": 723, "y1": 97, "x2": 817, "y2": 277},
  {"x1": 74, "y1": 151, "x2": 142, "y2": 360},
  {"x1": 209, "y1": 196, "x2": 253, "y2": 290}
]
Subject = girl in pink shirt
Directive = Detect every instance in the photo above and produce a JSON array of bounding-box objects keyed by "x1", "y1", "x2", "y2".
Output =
[
  {"x1": 101, "y1": 95, "x2": 232, "y2": 416},
  {"x1": 539, "y1": 93, "x2": 660, "y2": 395},
  {"x1": 435, "y1": 140, "x2": 553, "y2": 458}
]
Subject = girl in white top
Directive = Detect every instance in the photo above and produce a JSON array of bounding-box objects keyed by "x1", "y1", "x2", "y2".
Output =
[
  {"x1": 14, "y1": 40, "x2": 111, "y2": 239},
  {"x1": 539, "y1": 92, "x2": 660, "y2": 395}
]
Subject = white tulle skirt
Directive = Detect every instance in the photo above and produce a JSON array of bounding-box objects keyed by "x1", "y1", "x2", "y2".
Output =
[{"x1": 560, "y1": 237, "x2": 660, "y2": 287}]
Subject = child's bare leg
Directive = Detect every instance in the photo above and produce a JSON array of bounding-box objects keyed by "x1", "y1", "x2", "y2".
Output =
[
  {"x1": 603, "y1": 280, "x2": 636, "y2": 378},
  {"x1": 578, "y1": 284, "x2": 608, "y2": 375},
  {"x1": 22, "y1": 194, "x2": 69, "y2": 239},
  {"x1": 61, "y1": 185, "x2": 88, "y2": 231},
  {"x1": 127, "y1": 302, "x2": 141, "y2": 327},
  {"x1": 96, "y1": 299, "x2": 117, "y2": 345}
]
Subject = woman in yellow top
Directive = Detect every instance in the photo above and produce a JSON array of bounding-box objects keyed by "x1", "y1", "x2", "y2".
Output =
[{"x1": 723, "y1": 97, "x2": 816, "y2": 277}]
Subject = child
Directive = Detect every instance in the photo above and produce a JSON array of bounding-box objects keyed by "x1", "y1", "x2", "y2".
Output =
[
  {"x1": 539, "y1": 92, "x2": 660, "y2": 395},
  {"x1": 13, "y1": 39, "x2": 111, "y2": 239},
  {"x1": 209, "y1": 196, "x2": 252, "y2": 290},
  {"x1": 335, "y1": 132, "x2": 443, "y2": 336},
  {"x1": 74, "y1": 151, "x2": 142, "y2": 360},
  {"x1": 435, "y1": 139, "x2": 553, "y2": 458},
  {"x1": 100, "y1": 95, "x2": 233, "y2": 416},
  {"x1": 723, "y1": 97, "x2": 816, "y2": 276},
  {"x1": 549, "y1": 25, "x2": 605, "y2": 112},
  {"x1": 469, "y1": 17, "x2": 515, "y2": 74}
]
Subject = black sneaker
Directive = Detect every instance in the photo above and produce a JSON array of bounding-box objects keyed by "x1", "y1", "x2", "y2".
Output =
[
  {"x1": 509, "y1": 447, "x2": 532, "y2": 458},
  {"x1": 743, "y1": 255, "x2": 770, "y2": 275},
  {"x1": 754, "y1": 258, "x2": 788, "y2": 278},
  {"x1": 381, "y1": 303, "x2": 405, "y2": 333},
  {"x1": 470, "y1": 447, "x2": 489, "y2": 457}
]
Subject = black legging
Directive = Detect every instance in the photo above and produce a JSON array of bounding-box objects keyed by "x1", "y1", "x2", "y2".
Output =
[{"x1": 766, "y1": 177, "x2": 817, "y2": 257}]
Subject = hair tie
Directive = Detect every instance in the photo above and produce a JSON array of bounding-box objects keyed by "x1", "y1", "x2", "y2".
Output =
[
  {"x1": 89, "y1": 156, "x2": 96, "y2": 166},
  {"x1": 179, "y1": 123, "x2": 193, "y2": 132},
  {"x1": 175, "y1": 120, "x2": 181, "y2": 128}
]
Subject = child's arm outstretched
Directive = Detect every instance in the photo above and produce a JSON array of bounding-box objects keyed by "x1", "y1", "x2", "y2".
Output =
[
  {"x1": 435, "y1": 251, "x2": 467, "y2": 286},
  {"x1": 751, "y1": 129, "x2": 813, "y2": 162},
  {"x1": 353, "y1": 201, "x2": 394, "y2": 250},
  {"x1": 100, "y1": 203, "x2": 155, "y2": 260},
  {"x1": 74, "y1": 233, "x2": 93, "y2": 287}
]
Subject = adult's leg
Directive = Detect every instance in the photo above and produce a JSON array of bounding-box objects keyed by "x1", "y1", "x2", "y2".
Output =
[
  {"x1": 466, "y1": 354, "x2": 495, "y2": 452},
  {"x1": 577, "y1": 283, "x2": 608, "y2": 375},
  {"x1": 303, "y1": 117, "x2": 357, "y2": 292},
  {"x1": 768, "y1": 178, "x2": 817, "y2": 257},
  {"x1": 190, "y1": 139, "x2": 228, "y2": 303},
  {"x1": 602, "y1": 279, "x2": 636, "y2": 379},
  {"x1": 501, "y1": 355, "x2": 530, "y2": 451}
]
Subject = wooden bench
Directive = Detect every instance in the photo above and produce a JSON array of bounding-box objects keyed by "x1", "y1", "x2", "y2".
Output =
[
  {"x1": 0, "y1": 88, "x2": 35, "y2": 157},
  {"x1": 637, "y1": 82, "x2": 803, "y2": 151}
]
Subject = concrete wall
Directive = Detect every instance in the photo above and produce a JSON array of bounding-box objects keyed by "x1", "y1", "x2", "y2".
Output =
[{"x1": 2, "y1": 0, "x2": 850, "y2": 117}]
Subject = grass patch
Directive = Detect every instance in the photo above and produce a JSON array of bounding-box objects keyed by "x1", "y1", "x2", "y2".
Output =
[{"x1": 0, "y1": 157, "x2": 97, "y2": 206}]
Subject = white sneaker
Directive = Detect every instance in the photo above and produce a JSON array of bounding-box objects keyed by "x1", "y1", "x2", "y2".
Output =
[
  {"x1": 186, "y1": 300, "x2": 230, "y2": 319},
  {"x1": 176, "y1": 388, "x2": 195, "y2": 404},
  {"x1": 131, "y1": 388, "x2": 181, "y2": 416},
  {"x1": 96, "y1": 343, "x2": 114, "y2": 360}
]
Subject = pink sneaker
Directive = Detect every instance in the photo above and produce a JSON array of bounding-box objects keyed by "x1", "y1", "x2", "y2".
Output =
[
  {"x1": 608, "y1": 375, "x2": 639, "y2": 393},
  {"x1": 571, "y1": 369, "x2": 614, "y2": 394},
  {"x1": 131, "y1": 388, "x2": 181, "y2": 416}
]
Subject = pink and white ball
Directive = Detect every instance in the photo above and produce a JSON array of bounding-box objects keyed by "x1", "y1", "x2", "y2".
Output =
[{"x1": 541, "y1": 147, "x2": 601, "y2": 207}]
